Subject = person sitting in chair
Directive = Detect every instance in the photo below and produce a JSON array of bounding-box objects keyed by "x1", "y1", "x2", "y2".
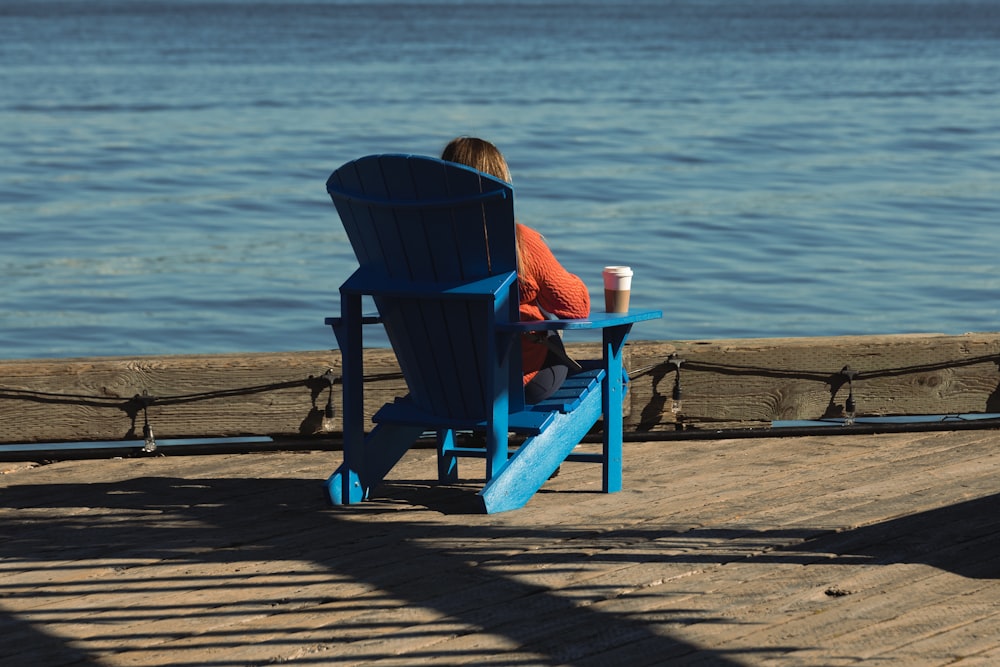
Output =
[{"x1": 441, "y1": 137, "x2": 591, "y2": 403}]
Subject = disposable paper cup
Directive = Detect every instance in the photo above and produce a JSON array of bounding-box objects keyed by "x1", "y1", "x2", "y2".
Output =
[{"x1": 602, "y1": 266, "x2": 633, "y2": 313}]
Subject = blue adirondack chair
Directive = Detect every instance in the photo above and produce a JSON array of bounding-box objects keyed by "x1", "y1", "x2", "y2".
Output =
[{"x1": 324, "y1": 154, "x2": 661, "y2": 513}]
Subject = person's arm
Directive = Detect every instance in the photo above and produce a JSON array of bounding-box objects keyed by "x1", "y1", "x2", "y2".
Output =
[{"x1": 518, "y1": 224, "x2": 590, "y2": 319}]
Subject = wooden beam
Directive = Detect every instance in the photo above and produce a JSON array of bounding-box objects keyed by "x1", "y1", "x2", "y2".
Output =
[
  {"x1": 626, "y1": 333, "x2": 1000, "y2": 433},
  {"x1": 1, "y1": 332, "x2": 998, "y2": 445},
  {"x1": 0, "y1": 350, "x2": 400, "y2": 444}
]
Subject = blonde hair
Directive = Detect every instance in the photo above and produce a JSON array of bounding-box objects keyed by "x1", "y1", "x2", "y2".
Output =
[
  {"x1": 441, "y1": 137, "x2": 512, "y2": 183},
  {"x1": 442, "y1": 137, "x2": 524, "y2": 274}
]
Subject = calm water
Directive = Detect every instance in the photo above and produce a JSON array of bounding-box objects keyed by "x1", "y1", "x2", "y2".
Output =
[{"x1": 2, "y1": 0, "x2": 999, "y2": 359}]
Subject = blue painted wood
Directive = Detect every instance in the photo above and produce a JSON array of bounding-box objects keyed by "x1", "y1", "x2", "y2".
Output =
[
  {"x1": 329, "y1": 291, "x2": 367, "y2": 505},
  {"x1": 497, "y1": 310, "x2": 663, "y2": 332},
  {"x1": 485, "y1": 295, "x2": 509, "y2": 479},
  {"x1": 601, "y1": 323, "x2": 631, "y2": 493},
  {"x1": 325, "y1": 423, "x2": 426, "y2": 503},
  {"x1": 478, "y1": 382, "x2": 604, "y2": 514},
  {"x1": 437, "y1": 429, "x2": 459, "y2": 483},
  {"x1": 325, "y1": 154, "x2": 661, "y2": 512},
  {"x1": 373, "y1": 397, "x2": 556, "y2": 435},
  {"x1": 529, "y1": 368, "x2": 604, "y2": 414},
  {"x1": 324, "y1": 314, "x2": 382, "y2": 327},
  {"x1": 325, "y1": 466, "x2": 364, "y2": 504},
  {"x1": 358, "y1": 423, "x2": 429, "y2": 490}
]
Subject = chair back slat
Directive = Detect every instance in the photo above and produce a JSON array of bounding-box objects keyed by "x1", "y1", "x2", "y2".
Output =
[
  {"x1": 328, "y1": 155, "x2": 519, "y2": 421},
  {"x1": 328, "y1": 155, "x2": 516, "y2": 282}
]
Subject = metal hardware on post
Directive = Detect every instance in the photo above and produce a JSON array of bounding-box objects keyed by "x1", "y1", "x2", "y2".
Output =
[
  {"x1": 840, "y1": 366, "x2": 859, "y2": 426},
  {"x1": 667, "y1": 354, "x2": 685, "y2": 414}
]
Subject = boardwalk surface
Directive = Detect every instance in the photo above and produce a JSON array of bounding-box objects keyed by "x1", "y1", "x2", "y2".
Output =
[{"x1": 1, "y1": 429, "x2": 999, "y2": 666}]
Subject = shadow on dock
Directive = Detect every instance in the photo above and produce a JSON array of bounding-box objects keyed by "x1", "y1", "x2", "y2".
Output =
[{"x1": 3, "y1": 473, "x2": 999, "y2": 665}]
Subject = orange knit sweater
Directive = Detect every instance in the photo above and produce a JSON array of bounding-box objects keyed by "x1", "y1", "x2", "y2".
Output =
[{"x1": 516, "y1": 223, "x2": 591, "y2": 384}]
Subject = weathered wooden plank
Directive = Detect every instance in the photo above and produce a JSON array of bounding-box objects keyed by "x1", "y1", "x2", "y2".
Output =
[
  {"x1": 626, "y1": 333, "x2": 1000, "y2": 432},
  {"x1": 0, "y1": 350, "x2": 403, "y2": 444},
  {"x1": 2, "y1": 332, "x2": 999, "y2": 445},
  {"x1": 3, "y1": 428, "x2": 1000, "y2": 665}
]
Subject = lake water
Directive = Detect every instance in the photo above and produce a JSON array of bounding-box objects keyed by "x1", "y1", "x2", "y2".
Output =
[{"x1": 3, "y1": 0, "x2": 999, "y2": 360}]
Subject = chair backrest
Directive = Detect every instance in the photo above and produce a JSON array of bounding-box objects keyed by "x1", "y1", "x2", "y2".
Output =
[{"x1": 327, "y1": 154, "x2": 521, "y2": 423}]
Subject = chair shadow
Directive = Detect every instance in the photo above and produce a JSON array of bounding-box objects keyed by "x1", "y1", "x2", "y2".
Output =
[
  {"x1": 369, "y1": 481, "x2": 1000, "y2": 581},
  {"x1": 3, "y1": 477, "x2": 997, "y2": 665},
  {"x1": 1, "y1": 476, "x2": 751, "y2": 666}
]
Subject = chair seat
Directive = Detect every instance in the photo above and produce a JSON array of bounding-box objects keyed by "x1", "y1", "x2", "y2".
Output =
[
  {"x1": 527, "y1": 367, "x2": 605, "y2": 414},
  {"x1": 374, "y1": 367, "x2": 606, "y2": 436}
]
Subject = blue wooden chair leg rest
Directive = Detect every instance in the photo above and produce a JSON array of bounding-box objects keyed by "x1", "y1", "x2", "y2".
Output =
[{"x1": 478, "y1": 384, "x2": 603, "y2": 513}]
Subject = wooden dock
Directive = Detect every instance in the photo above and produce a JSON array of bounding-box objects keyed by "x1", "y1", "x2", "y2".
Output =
[
  {"x1": 5, "y1": 333, "x2": 1000, "y2": 445},
  {"x1": 3, "y1": 427, "x2": 999, "y2": 666}
]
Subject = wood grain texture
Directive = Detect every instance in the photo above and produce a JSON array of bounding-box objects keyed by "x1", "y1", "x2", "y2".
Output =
[
  {"x1": 1, "y1": 429, "x2": 999, "y2": 665},
  {"x1": 2, "y1": 332, "x2": 999, "y2": 444},
  {"x1": 626, "y1": 333, "x2": 1000, "y2": 432}
]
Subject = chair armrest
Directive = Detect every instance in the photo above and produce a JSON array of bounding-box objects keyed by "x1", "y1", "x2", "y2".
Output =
[
  {"x1": 497, "y1": 309, "x2": 662, "y2": 333},
  {"x1": 325, "y1": 314, "x2": 382, "y2": 327},
  {"x1": 327, "y1": 309, "x2": 661, "y2": 332},
  {"x1": 340, "y1": 270, "x2": 517, "y2": 301}
]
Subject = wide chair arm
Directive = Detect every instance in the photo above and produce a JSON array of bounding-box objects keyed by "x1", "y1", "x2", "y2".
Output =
[{"x1": 497, "y1": 310, "x2": 662, "y2": 334}]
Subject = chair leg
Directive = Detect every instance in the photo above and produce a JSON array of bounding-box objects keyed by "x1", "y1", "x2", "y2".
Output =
[
  {"x1": 437, "y1": 429, "x2": 459, "y2": 483},
  {"x1": 325, "y1": 423, "x2": 425, "y2": 505},
  {"x1": 602, "y1": 326, "x2": 631, "y2": 493},
  {"x1": 325, "y1": 466, "x2": 364, "y2": 505}
]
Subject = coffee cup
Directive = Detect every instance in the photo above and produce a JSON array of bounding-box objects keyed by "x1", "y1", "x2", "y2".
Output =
[{"x1": 602, "y1": 266, "x2": 633, "y2": 313}]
